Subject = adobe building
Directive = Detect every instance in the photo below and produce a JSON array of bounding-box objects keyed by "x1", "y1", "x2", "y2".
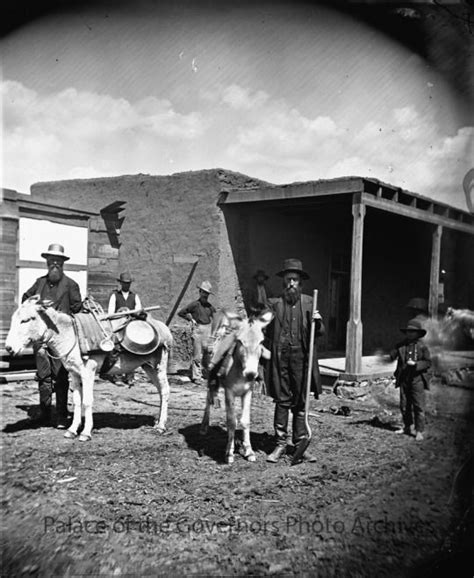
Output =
[{"x1": 2, "y1": 169, "x2": 474, "y2": 378}]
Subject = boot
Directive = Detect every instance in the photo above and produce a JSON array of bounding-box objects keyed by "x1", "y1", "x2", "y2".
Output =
[
  {"x1": 37, "y1": 379, "x2": 53, "y2": 426},
  {"x1": 267, "y1": 404, "x2": 289, "y2": 463},
  {"x1": 292, "y1": 410, "x2": 317, "y2": 464},
  {"x1": 55, "y1": 378, "x2": 70, "y2": 429},
  {"x1": 38, "y1": 403, "x2": 52, "y2": 425}
]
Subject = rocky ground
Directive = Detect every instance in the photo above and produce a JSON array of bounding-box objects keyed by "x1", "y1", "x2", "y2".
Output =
[{"x1": 1, "y1": 372, "x2": 473, "y2": 577}]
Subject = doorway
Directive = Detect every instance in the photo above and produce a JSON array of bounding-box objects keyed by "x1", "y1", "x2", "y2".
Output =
[{"x1": 327, "y1": 251, "x2": 350, "y2": 352}]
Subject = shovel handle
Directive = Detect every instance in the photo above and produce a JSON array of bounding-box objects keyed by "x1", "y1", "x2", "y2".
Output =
[
  {"x1": 291, "y1": 289, "x2": 319, "y2": 465},
  {"x1": 304, "y1": 289, "x2": 319, "y2": 438}
]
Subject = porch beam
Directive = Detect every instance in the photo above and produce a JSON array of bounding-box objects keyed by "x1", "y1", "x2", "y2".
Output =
[
  {"x1": 429, "y1": 225, "x2": 443, "y2": 317},
  {"x1": 345, "y1": 199, "x2": 366, "y2": 374},
  {"x1": 360, "y1": 193, "x2": 474, "y2": 235}
]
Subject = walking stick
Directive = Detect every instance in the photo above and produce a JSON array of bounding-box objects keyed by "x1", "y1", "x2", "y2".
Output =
[{"x1": 291, "y1": 289, "x2": 318, "y2": 465}]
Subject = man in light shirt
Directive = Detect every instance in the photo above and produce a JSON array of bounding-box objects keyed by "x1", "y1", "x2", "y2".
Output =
[
  {"x1": 108, "y1": 272, "x2": 142, "y2": 315},
  {"x1": 107, "y1": 272, "x2": 142, "y2": 385}
]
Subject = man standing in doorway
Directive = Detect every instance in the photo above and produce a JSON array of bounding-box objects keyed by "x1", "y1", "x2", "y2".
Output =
[
  {"x1": 22, "y1": 243, "x2": 83, "y2": 428},
  {"x1": 265, "y1": 258, "x2": 325, "y2": 464},
  {"x1": 249, "y1": 269, "x2": 273, "y2": 314},
  {"x1": 178, "y1": 281, "x2": 216, "y2": 385}
]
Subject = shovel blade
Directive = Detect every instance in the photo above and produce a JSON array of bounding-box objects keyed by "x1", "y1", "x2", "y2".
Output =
[{"x1": 291, "y1": 436, "x2": 311, "y2": 466}]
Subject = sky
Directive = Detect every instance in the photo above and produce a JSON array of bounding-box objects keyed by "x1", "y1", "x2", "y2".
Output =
[{"x1": 1, "y1": 0, "x2": 473, "y2": 209}]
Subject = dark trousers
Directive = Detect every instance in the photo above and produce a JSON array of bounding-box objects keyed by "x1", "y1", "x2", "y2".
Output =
[
  {"x1": 273, "y1": 345, "x2": 309, "y2": 446},
  {"x1": 277, "y1": 345, "x2": 308, "y2": 410},
  {"x1": 399, "y1": 380, "x2": 426, "y2": 433},
  {"x1": 34, "y1": 346, "x2": 69, "y2": 420}
]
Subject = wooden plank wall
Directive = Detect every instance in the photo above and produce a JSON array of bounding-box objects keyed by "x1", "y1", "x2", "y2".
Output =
[{"x1": 0, "y1": 217, "x2": 19, "y2": 356}]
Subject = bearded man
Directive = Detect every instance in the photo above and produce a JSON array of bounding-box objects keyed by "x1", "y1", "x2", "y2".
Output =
[
  {"x1": 265, "y1": 258, "x2": 325, "y2": 464},
  {"x1": 22, "y1": 243, "x2": 83, "y2": 428}
]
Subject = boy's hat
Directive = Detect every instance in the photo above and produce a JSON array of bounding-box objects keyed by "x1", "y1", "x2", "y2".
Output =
[
  {"x1": 406, "y1": 297, "x2": 428, "y2": 313},
  {"x1": 400, "y1": 318, "x2": 427, "y2": 337}
]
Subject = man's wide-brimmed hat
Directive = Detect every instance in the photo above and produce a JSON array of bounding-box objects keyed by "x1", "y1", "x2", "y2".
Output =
[
  {"x1": 400, "y1": 318, "x2": 427, "y2": 337},
  {"x1": 253, "y1": 269, "x2": 269, "y2": 280},
  {"x1": 197, "y1": 280, "x2": 213, "y2": 294},
  {"x1": 41, "y1": 243, "x2": 70, "y2": 261},
  {"x1": 276, "y1": 258, "x2": 309, "y2": 280},
  {"x1": 117, "y1": 272, "x2": 133, "y2": 283}
]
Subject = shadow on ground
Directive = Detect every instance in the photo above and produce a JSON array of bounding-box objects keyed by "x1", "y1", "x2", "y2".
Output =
[
  {"x1": 179, "y1": 422, "x2": 275, "y2": 464},
  {"x1": 3, "y1": 405, "x2": 154, "y2": 433},
  {"x1": 350, "y1": 416, "x2": 401, "y2": 431}
]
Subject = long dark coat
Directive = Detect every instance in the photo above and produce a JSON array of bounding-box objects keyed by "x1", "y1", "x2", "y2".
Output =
[
  {"x1": 22, "y1": 274, "x2": 83, "y2": 314},
  {"x1": 264, "y1": 294, "x2": 325, "y2": 400}
]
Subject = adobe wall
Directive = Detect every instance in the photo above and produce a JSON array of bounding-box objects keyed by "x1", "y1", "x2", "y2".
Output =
[{"x1": 31, "y1": 170, "x2": 266, "y2": 321}]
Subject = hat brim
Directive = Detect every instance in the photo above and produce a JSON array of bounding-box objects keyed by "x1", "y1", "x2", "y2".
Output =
[
  {"x1": 253, "y1": 273, "x2": 269, "y2": 280},
  {"x1": 117, "y1": 278, "x2": 133, "y2": 283},
  {"x1": 276, "y1": 268, "x2": 309, "y2": 280},
  {"x1": 400, "y1": 327, "x2": 427, "y2": 337},
  {"x1": 41, "y1": 251, "x2": 70, "y2": 261},
  {"x1": 197, "y1": 285, "x2": 213, "y2": 294}
]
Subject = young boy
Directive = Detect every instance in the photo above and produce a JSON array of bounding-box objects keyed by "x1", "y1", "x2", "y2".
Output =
[{"x1": 390, "y1": 318, "x2": 431, "y2": 441}]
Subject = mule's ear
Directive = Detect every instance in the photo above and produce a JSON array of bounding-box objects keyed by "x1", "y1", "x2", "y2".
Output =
[
  {"x1": 258, "y1": 310, "x2": 274, "y2": 327},
  {"x1": 38, "y1": 299, "x2": 54, "y2": 309},
  {"x1": 261, "y1": 345, "x2": 271, "y2": 360},
  {"x1": 24, "y1": 294, "x2": 41, "y2": 304}
]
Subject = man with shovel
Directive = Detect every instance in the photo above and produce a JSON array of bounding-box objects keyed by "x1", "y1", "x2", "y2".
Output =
[{"x1": 265, "y1": 259, "x2": 325, "y2": 465}]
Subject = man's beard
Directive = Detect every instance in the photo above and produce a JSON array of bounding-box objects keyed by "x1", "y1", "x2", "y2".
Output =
[
  {"x1": 283, "y1": 286, "x2": 301, "y2": 305},
  {"x1": 48, "y1": 266, "x2": 63, "y2": 284}
]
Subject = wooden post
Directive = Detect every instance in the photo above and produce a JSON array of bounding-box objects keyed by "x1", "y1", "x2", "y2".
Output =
[
  {"x1": 345, "y1": 200, "x2": 366, "y2": 374},
  {"x1": 429, "y1": 225, "x2": 443, "y2": 318}
]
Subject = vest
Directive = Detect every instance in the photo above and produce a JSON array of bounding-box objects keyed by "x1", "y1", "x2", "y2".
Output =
[{"x1": 114, "y1": 290, "x2": 136, "y2": 312}]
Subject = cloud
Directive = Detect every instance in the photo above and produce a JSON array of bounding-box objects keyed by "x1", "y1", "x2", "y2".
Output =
[
  {"x1": 220, "y1": 85, "x2": 269, "y2": 110},
  {"x1": 1, "y1": 80, "x2": 204, "y2": 192},
  {"x1": 215, "y1": 88, "x2": 471, "y2": 208},
  {"x1": 2, "y1": 80, "x2": 471, "y2": 210}
]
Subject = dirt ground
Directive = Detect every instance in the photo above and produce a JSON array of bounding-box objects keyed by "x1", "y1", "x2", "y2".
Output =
[{"x1": 1, "y1": 371, "x2": 473, "y2": 577}]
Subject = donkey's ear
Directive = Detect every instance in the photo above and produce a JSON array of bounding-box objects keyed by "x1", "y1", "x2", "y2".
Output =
[
  {"x1": 24, "y1": 295, "x2": 41, "y2": 304},
  {"x1": 38, "y1": 299, "x2": 54, "y2": 309}
]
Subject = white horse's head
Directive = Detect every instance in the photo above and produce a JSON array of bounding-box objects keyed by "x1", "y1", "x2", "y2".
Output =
[
  {"x1": 233, "y1": 310, "x2": 274, "y2": 381},
  {"x1": 5, "y1": 296, "x2": 57, "y2": 355}
]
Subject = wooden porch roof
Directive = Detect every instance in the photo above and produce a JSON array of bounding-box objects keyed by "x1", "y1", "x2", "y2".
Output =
[{"x1": 218, "y1": 176, "x2": 474, "y2": 236}]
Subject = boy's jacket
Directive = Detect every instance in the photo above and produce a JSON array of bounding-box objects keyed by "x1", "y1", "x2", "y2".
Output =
[{"x1": 390, "y1": 339, "x2": 432, "y2": 389}]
